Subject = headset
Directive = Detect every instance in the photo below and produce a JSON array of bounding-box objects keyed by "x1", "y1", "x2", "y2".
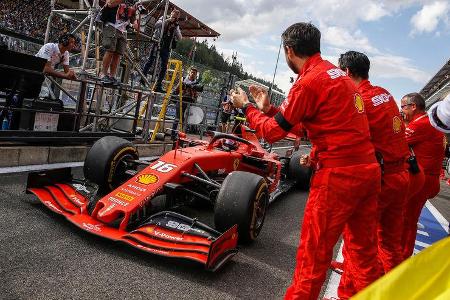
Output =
[{"x1": 58, "y1": 33, "x2": 76, "y2": 47}]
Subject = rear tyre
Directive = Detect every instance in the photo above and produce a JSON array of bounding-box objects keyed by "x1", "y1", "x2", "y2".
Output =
[
  {"x1": 288, "y1": 150, "x2": 312, "y2": 190},
  {"x1": 214, "y1": 171, "x2": 269, "y2": 243},
  {"x1": 84, "y1": 136, "x2": 138, "y2": 192}
]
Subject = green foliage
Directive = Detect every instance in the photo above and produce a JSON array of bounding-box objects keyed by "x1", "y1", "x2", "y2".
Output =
[
  {"x1": 201, "y1": 69, "x2": 214, "y2": 85},
  {"x1": 175, "y1": 39, "x2": 284, "y2": 93}
]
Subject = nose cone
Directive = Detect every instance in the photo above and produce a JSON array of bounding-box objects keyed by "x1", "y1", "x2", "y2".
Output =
[{"x1": 96, "y1": 202, "x2": 124, "y2": 223}]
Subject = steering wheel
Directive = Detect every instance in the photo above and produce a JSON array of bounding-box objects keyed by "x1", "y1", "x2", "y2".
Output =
[{"x1": 206, "y1": 131, "x2": 256, "y2": 152}]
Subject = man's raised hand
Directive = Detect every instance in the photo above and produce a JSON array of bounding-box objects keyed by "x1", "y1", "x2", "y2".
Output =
[
  {"x1": 249, "y1": 85, "x2": 270, "y2": 113},
  {"x1": 230, "y1": 87, "x2": 249, "y2": 109}
]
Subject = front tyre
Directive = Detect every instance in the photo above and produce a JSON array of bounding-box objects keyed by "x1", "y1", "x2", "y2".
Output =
[
  {"x1": 214, "y1": 171, "x2": 269, "y2": 243},
  {"x1": 288, "y1": 150, "x2": 312, "y2": 190},
  {"x1": 84, "y1": 136, "x2": 138, "y2": 192}
]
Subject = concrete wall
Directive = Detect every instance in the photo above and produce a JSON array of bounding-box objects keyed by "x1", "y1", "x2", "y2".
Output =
[{"x1": 0, "y1": 142, "x2": 171, "y2": 168}]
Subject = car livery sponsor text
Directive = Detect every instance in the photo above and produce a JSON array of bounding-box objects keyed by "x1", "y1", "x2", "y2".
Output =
[
  {"x1": 44, "y1": 201, "x2": 63, "y2": 213},
  {"x1": 82, "y1": 222, "x2": 102, "y2": 232},
  {"x1": 116, "y1": 192, "x2": 134, "y2": 202},
  {"x1": 121, "y1": 188, "x2": 141, "y2": 196},
  {"x1": 70, "y1": 195, "x2": 84, "y2": 206},
  {"x1": 149, "y1": 229, "x2": 184, "y2": 241},
  {"x1": 127, "y1": 184, "x2": 146, "y2": 192},
  {"x1": 108, "y1": 196, "x2": 129, "y2": 207}
]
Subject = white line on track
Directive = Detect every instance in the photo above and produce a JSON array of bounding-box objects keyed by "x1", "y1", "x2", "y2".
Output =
[
  {"x1": 417, "y1": 230, "x2": 429, "y2": 236},
  {"x1": 323, "y1": 201, "x2": 448, "y2": 299},
  {"x1": 425, "y1": 200, "x2": 449, "y2": 233}
]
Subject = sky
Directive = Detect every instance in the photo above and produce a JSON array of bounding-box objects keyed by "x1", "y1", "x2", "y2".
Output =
[{"x1": 172, "y1": 0, "x2": 450, "y2": 104}]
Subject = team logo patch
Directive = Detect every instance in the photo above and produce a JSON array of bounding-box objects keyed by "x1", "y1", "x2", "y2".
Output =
[
  {"x1": 116, "y1": 192, "x2": 134, "y2": 202},
  {"x1": 137, "y1": 174, "x2": 159, "y2": 185},
  {"x1": 354, "y1": 94, "x2": 364, "y2": 113},
  {"x1": 393, "y1": 116, "x2": 402, "y2": 133},
  {"x1": 233, "y1": 159, "x2": 240, "y2": 170}
]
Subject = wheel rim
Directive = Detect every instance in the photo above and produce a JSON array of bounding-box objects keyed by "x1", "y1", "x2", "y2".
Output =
[
  {"x1": 111, "y1": 153, "x2": 135, "y2": 188},
  {"x1": 253, "y1": 189, "x2": 267, "y2": 232}
]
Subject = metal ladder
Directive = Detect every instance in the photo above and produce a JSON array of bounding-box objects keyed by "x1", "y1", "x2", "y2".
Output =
[{"x1": 149, "y1": 59, "x2": 183, "y2": 142}]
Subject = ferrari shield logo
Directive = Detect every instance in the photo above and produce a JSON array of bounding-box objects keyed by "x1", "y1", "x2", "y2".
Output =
[
  {"x1": 393, "y1": 116, "x2": 402, "y2": 133},
  {"x1": 137, "y1": 174, "x2": 158, "y2": 185},
  {"x1": 233, "y1": 159, "x2": 240, "y2": 170},
  {"x1": 354, "y1": 94, "x2": 364, "y2": 113}
]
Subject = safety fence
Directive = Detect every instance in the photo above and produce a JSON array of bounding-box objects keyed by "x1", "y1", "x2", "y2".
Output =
[{"x1": 0, "y1": 30, "x2": 287, "y2": 144}]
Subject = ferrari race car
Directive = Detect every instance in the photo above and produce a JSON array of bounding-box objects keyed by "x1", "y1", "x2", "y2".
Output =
[{"x1": 27, "y1": 127, "x2": 311, "y2": 271}]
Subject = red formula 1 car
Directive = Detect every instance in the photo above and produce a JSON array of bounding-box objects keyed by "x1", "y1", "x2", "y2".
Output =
[{"x1": 27, "y1": 127, "x2": 311, "y2": 271}]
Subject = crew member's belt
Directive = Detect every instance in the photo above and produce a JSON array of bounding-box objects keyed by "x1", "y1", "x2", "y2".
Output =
[
  {"x1": 316, "y1": 155, "x2": 377, "y2": 170},
  {"x1": 383, "y1": 160, "x2": 408, "y2": 175}
]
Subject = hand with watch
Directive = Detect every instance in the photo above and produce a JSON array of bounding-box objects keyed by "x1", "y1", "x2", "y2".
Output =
[{"x1": 230, "y1": 85, "x2": 271, "y2": 114}]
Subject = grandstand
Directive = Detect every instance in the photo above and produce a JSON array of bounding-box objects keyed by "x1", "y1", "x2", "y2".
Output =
[
  {"x1": 421, "y1": 59, "x2": 450, "y2": 108},
  {"x1": 0, "y1": 0, "x2": 76, "y2": 42}
]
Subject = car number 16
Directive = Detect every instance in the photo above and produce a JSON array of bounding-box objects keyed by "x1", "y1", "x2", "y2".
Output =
[{"x1": 150, "y1": 161, "x2": 177, "y2": 173}]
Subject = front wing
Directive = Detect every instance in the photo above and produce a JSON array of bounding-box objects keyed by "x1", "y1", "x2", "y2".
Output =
[{"x1": 27, "y1": 170, "x2": 238, "y2": 272}]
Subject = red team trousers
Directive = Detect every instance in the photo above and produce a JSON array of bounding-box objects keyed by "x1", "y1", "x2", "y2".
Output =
[
  {"x1": 338, "y1": 168, "x2": 409, "y2": 299},
  {"x1": 285, "y1": 163, "x2": 381, "y2": 300},
  {"x1": 402, "y1": 173, "x2": 440, "y2": 258}
]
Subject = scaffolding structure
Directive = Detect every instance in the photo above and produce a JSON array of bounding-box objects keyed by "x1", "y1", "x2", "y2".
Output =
[
  {"x1": 41, "y1": 0, "x2": 176, "y2": 142},
  {"x1": 13, "y1": 0, "x2": 222, "y2": 143}
]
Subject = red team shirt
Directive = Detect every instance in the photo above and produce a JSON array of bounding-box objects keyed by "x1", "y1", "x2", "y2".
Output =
[
  {"x1": 406, "y1": 113, "x2": 444, "y2": 176},
  {"x1": 245, "y1": 53, "x2": 375, "y2": 165},
  {"x1": 357, "y1": 80, "x2": 409, "y2": 163}
]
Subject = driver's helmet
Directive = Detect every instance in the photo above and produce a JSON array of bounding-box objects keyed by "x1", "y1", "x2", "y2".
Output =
[{"x1": 222, "y1": 139, "x2": 239, "y2": 151}]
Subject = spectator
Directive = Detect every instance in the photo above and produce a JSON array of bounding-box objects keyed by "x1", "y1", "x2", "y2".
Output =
[
  {"x1": 100, "y1": 0, "x2": 137, "y2": 84},
  {"x1": 219, "y1": 95, "x2": 233, "y2": 132},
  {"x1": 142, "y1": 9, "x2": 182, "y2": 93},
  {"x1": 35, "y1": 33, "x2": 77, "y2": 97},
  {"x1": 230, "y1": 22, "x2": 381, "y2": 299},
  {"x1": 171, "y1": 67, "x2": 202, "y2": 138},
  {"x1": 0, "y1": 0, "x2": 75, "y2": 41},
  {"x1": 401, "y1": 92, "x2": 445, "y2": 259}
]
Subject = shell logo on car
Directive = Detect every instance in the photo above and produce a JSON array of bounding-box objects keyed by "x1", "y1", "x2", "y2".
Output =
[{"x1": 137, "y1": 174, "x2": 159, "y2": 185}]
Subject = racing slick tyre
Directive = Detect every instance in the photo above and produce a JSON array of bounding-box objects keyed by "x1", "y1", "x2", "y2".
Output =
[
  {"x1": 214, "y1": 171, "x2": 269, "y2": 244},
  {"x1": 288, "y1": 150, "x2": 312, "y2": 190},
  {"x1": 84, "y1": 136, "x2": 138, "y2": 192}
]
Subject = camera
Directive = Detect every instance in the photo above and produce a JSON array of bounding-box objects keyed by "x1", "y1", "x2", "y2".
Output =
[
  {"x1": 134, "y1": 1, "x2": 148, "y2": 14},
  {"x1": 136, "y1": 4, "x2": 147, "y2": 14},
  {"x1": 184, "y1": 82, "x2": 204, "y2": 93},
  {"x1": 191, "y1": 83, "x2": 204, "y2": 93}
]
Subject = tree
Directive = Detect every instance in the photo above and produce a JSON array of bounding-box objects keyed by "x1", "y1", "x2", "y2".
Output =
[{"x1": 174, "y1": 40, "x2": 284, "y2": 93}]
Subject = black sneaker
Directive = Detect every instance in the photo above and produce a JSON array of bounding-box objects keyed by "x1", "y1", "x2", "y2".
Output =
[
  {"x1": 101, "y1": 75, "x2": 113, "y2": 85},
  {"x1": 109, "y1": 76, "x2": 120, "y2": 86}
]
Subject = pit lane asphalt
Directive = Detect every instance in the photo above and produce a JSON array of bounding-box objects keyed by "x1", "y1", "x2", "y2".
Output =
[
  {"x1": 1, "y1": 170, "x2": 449, "y2": 300},
  {"x1": 0, "y1": 168, "x2": 312, "y2": 300}
]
